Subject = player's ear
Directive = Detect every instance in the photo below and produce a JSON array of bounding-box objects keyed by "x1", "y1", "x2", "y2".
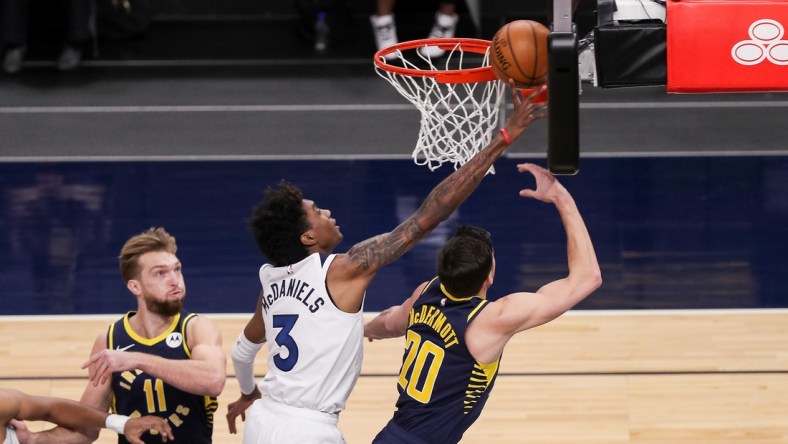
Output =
[
  {"x1": 127, "y1": 279, "x2": 142, "y2": 296},
  {"x1": 485, "y1": 272, "x2": 494, "y2": 289},
  {"x1": 301, "y1": 230, "x2": 316, "y2": 247},
  {"x1": 488, "y1": 257, "x2": 496, "y2": 286}
]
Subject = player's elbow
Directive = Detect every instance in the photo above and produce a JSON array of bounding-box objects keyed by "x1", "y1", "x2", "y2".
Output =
[
  {"x1": 205, "y1": 376, "x2": 225, "y2": 398},
  {"x1": 204, "y1": 368, "x2": 226, "y2": 397},
  {"x1": 213, "y1": 371, "x2": 227, "y2": 396},
  {"x1": 582, "y1": 269, "x2": 603, "y2": 297},
  {"x1": 567, "y1": 268, "x2": 602, "y2": 301}
]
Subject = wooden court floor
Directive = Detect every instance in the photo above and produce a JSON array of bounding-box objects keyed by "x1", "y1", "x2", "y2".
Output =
[{"x1": 1, "y1": 310, "x2": 787, "y2": 443}]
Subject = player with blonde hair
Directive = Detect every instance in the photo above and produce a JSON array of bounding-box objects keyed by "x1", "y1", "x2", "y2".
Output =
[{"x1": 22, "y1": 227, "x2": 226, "y2": 444}]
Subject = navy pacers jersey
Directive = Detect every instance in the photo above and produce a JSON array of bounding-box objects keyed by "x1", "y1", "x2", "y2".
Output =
[
  {"x1": 391, "y1": 277, "x2": 501, "y2": 444},
  {"x1": 108, "y1": 311, "x2": 218, "y2": 444}
]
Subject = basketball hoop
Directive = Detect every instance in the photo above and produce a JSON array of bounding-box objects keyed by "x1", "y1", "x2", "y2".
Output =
[{"x1": 374, "y1": 38, "x2": 505, "y2": 173}]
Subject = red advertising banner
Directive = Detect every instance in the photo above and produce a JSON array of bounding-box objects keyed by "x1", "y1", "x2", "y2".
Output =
[{"x1": 668, "y1": 0, "x2": 788, "y2": 92}]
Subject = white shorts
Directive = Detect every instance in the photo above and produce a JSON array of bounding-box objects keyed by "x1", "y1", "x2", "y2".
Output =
[
  {"x1": 243, "y1": 397, "x2": 346, "y2": 444},
  {"x1": 4, "y1": 427, "x2": 20, "y2": 444}
]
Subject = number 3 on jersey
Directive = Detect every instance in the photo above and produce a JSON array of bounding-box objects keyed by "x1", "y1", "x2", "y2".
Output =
[
  {"x1": 273, "y1": 314, "x2": 300, "y2": 371},
  {"x1": 398, "y1": 330, "x2": 445, "y2": 403}
]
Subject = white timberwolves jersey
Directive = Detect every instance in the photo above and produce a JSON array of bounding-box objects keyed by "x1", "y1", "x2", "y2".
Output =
[{"x1": 258, "y1": 253, "x2": 364, "y2": 414}]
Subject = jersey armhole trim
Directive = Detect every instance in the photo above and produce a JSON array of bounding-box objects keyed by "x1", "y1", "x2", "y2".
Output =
[
  {"x1": 182, "y1": 312, "x2": 198, "y2": 357},
  {"x1": 107, "y1": 322, "x2": 115, "y2": 349}
]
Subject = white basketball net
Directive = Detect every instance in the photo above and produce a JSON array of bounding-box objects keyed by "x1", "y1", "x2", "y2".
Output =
[{"x1": 375, "y1": 41, "x2": 505, "y2": 173}]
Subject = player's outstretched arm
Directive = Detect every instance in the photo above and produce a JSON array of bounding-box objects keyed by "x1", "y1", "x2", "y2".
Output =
[
  {"x1": 332, "y1": 84, "x2": 547, "y2": 297},
  {"x1": 512, "y1": 163, "x2": 602, "y2": 328},
  {"x1": 9, "y1": 390, "x2": 107, "y2": 431},
  {"x1": 470, "y1": 163, "x2": 601, "y2": 363},
  {"x1": 364, "y1": 281, "x2": 427, "y2": 341},
  {"x1": 3, "y1": 387, "x2": 172, "y2": 444},
  {"x1": 20, "y1": 336, "x2": 116, "y2": 444}
]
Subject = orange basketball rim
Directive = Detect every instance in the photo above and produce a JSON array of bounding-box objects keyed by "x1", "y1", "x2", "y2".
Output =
[
  {"x1": 374, "y1": 38, "x2": 499, "y2": 84},
  {"x1": 372, "y1": 37, "x2": 507, "y2": 172}
]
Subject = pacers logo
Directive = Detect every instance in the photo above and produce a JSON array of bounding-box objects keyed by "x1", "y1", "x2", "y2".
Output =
[
  {"x1": 731, "y1": 19, "x2": 788, "y2": 65},
  {"x1": 166, "y1": 332, "x2": 183, "y2": 348}
]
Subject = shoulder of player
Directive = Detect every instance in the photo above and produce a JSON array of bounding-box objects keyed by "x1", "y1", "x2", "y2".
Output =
[
  {"x1": 336, "y1": 231, "x2": 405, "y2": 276},
  {"x1": 473, "y1": 291, "x2": 540, "y2": 329},
  {"x1": 184, "y1": 314, "x2": 223, "y2": 346},
  {"x1": 183, "y1": 313, "x2": 217, "y2": 332},
  {"x1": 91, "y1": 331, "x2": 109, "y2": 352},
  {"x1": 326, "y1": 252, "x2": 371, "y2": 280}
]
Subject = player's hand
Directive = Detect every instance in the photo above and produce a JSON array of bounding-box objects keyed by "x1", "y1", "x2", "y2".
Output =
[
  {"x1": 502, "y1": 81, "x2": 547, "y2": 142},
  {"x1": 226, "y1": 386, "x2": 261, "y2": 434},
  {"x1": 9, "y1": 419, "x2": 31, "y2": 444},
  {"x1": 124, "y1": 416, "x2": 174, "y2": 444},
  {"x1": 82, "y1": 349, "x2": 137, "y2": 386},
  {"x1": 516, "y1": 163, "x2": 566, "y2": 203}
]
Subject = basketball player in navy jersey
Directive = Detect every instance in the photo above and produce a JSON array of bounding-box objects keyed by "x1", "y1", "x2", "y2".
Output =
[
  {"x1": 226, "y1": 85, "x2": 547, "y2": 443},
  {"x1": 21, "y1": 227, "x2": 226, "y2": 444},
  {"x1": 365, "y1": 163, "x2": 602, "y2": 444},
  {"x1": 1, "y1": 388, "x2": 172, "y2": 444}
]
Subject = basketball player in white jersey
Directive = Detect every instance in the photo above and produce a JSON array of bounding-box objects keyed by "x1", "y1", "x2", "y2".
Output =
[
  {"x1": 226, "y1": 84, "x2": 548, "y2": 443},
  {"x1": 0, "y1": 388, "x2": 172, "y2": 444}
]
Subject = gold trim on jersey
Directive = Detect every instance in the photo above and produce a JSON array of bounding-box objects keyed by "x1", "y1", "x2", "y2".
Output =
[
  {"x1": 463, "y1": 358, "x2": 500, "y2": 415},
  {"x1": 205, "y1": 395, "x2": 219, "y2": 427},
  {"x1": 439, "y1": 283, "x2": 474, "y2": 302},
  {"x1": 467, "y1": 300, "x2": 488, "y2": 321},
  {"x1": 123, "y1": 311, "x2": 182, "y2": 346},
  {"x1": 108, "y1": 322, "x2": 116, "y2": 349},
  {"x1": 181, "y1": 313, "x2": 198, "y2": 358}
]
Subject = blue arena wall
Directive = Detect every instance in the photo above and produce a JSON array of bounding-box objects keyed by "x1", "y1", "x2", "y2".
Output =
[{"x1": 1, "y1": 156, "x2": 786, "y2": 315}]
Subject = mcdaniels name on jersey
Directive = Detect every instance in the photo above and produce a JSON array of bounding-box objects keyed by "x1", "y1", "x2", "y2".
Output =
[{"x1": 261, "y1": 277, "x2": 325, "y2": 314}]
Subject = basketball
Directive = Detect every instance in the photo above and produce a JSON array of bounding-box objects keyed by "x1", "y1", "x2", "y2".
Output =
[{"x1": 490, "y1": 20, "x2": 550, "y2": 88}]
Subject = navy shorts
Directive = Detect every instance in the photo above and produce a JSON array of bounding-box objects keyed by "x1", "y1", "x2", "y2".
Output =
[{"x1": 372, "y1": 421, "x2": 430, "y2": 444}]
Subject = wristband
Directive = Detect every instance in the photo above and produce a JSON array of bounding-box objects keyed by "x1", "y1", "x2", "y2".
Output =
[
  {"x1": 499, "y1": 128, "x2": 512, "y2": 145},
  {"x1": 105, "y1": 414, "x2": 130, "y2": 435},
  {"x1": 232, "y1": 332, "x2": 265, "y2": 395}
]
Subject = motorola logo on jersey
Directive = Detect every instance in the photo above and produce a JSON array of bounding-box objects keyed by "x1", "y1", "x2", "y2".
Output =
[
  {"x1": 732, "y1": 19, "x2": 788, "y2": 65},
  {"x1": 166, "y1": 332, "x2": 184, "y2": 348}
]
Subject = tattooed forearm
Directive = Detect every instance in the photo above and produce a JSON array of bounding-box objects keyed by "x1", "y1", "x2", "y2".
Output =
[
  {"x1": 346, "y1": 132, "x2": 508, "y2": 274},
  {"x1": 347, "y1": 219, "x2": 425, "y2": 271},
  {"x1": 416, "y1": 139, "x2": 506, "y2": 226}
]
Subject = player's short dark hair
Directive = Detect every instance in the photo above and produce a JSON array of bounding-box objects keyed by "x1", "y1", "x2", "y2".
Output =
[
  {"x1": 249, "y1": 180, "x2": 310, "y2": 267},
  {"x1": 437, "y1": 225, "x2": 493, "y2": 298}
]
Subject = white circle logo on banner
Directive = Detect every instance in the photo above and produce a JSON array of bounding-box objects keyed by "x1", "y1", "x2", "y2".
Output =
[{"x1": 732, "y1": 19, "x2": 788, "y2": 65}]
